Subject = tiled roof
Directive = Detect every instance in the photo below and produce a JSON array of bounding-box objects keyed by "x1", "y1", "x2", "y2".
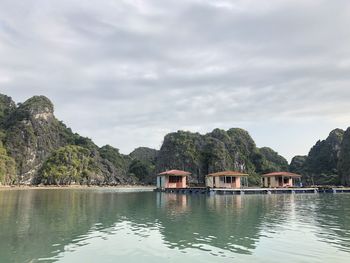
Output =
[
  {"x1": 158, "y1": 169, "x2": 191, "y2": 176},
  {"x1": 207, "y1": 171, "x2": 249, "y2": 177},
  {"x1": 262, "y1": 172, "x2": 302, "y2": 178}
]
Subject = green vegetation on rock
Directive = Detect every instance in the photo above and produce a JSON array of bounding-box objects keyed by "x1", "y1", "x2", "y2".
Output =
[
  {"x1": 130, "y1": 147, "x2": 158, "y2": 164},
  {"x1": 128, "y1": 159, "x2": 151, "y2": 182},
  {"x1": 3, "y1": 92, "x2": 350, "y2": 187},
  {"x1": 290, "y1": 129, "x2": 344, "y2": 185},
  {"x1": 0, "y1": 93, "x2": 136, "y2": 185},
  {"x1": 129, "y1": 147, "x2": 158, "y2": 184},
  {"x1": 289, "y1": 155, "x2": 307, "y2": 175},
  {"x1": 156, "y1": 128, "x2": 289, "y2": 186},
  {"x1": 257, "y1": 147, "x2": 289, "y2": 173},
  {"x1": 3, "y1": 95, "x2": 75, "y2": 183},
  {"x1": 99, "y1": 145, "x2": 129, "y2": 172},
  {"x1": 0, "y1": 142, "x2": 16, "y2": 185},
  {"x1": 38, "y1": 145, "x2": 101, "y2": 185},
  {"x1": 338, "y1": 128, "x2": 350, "y2": 186},
  {"x1": 0, "y1": 95, "x2": 16, "y2": 127}
]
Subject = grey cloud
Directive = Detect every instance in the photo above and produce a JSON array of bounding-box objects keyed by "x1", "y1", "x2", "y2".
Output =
[{"x1": 0, "y1": 0, "x2": 350, "y2": 160}]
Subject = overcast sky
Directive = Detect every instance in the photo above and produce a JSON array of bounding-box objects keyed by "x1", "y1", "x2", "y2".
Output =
[{"x1": 1, "y1": 0, "x2": 350, "y2": 161}]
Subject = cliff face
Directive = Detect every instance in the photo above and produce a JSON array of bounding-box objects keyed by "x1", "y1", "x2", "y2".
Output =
[
  {"x1": 338, "y1": 128, "x2": 350, "y2": 186},
  {"x1": 289, "y1": 155, "x2": 307, "y2": 176},
  {"x1": 0, "y1": 141, "x2": 16, "y2": 185},
  {"x1": 0, "y1": 94, "x2": 16, "y2": 127},
  {"x1": 156, "y1": 128, "x2": 288, "y2": 185},
  {"x1": 290, "y1": 129, "x2": 345, "y2": 185},
  {"x1": 130, "y1": 147, "x2": 158, "y2": 164},
  {"x1": 6, "y1": 93, "x2": 350, "y2": 186},
  {"x1": 37, "y1": 145, "x2": 134, "y2": 185},
  {"x1": 257, "y1": 147, "x2": 289, "y2": 173},
  {"x1": 156, "y1": 131, "x2": 203, "y2": 183},
  {"x1": 3, "y1": 96, "x2": 71, "y2": 183},
  {"x1": 128, "y1": 147, "x2": 158, "y2": 184},
  {"x1": 0, "y1": 94, "x2": 135, "y2": 185}
]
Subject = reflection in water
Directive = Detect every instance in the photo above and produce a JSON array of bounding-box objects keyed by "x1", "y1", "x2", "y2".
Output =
[
  {"x1": 155, "y1": 193, "x2": 304, "y2": 256},
  {"x1": 0, "y1": 190, "x2": 350, "y2": 262},
  {"x1": 313, "y1": 195, "x2": 350, "y2": 252},
  {"x1": 157, "y1": 193, "x2": 263, "y2": 254}
]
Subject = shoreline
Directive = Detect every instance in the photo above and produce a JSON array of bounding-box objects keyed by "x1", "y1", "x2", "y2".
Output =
[{"x1": 0, "y1": 185, "x2": 156, "y2": 191}]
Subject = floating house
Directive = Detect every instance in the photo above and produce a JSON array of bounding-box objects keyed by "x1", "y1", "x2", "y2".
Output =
[
  {"x1": 262, "y1": 172, "x2": 302, "y2": 188},
  {"x1": 206, "y1": 171, "x2": 248, "y2": 189},
  {"x1": 156, "y1": 170, "x2": 191, "y2": 189}
]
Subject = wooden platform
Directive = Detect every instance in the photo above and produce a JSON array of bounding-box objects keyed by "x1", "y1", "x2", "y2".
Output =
[
  {"x1": 155, "y1": 187, "x2": 350, "y2": 195},
  {"x1": 318, "y1": 187, "x2": 350, "y2": 193}
]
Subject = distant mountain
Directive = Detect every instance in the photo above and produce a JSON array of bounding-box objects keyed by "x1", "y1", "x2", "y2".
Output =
[
  {"x1": 0, "y1": 94, "x2": 135, "y2": 185},
  {"x1": 128, "y1": 147, "x2": 158, "y2": 184},
  {"x1": 4, "y1": 93, "x2": 349, "y2": 187},
  {"x1": 130, "y1": 147, "x2": 158, "y2": 164},
  {"x1": 155, "y1": 128, "x2": 288, "y2": 185},
  {"x1": 290, "y1": 128, "x2": 349, "y2": 185},
  {"x1": 338, "y1": 128, "x2": 350, "y2": 186}
]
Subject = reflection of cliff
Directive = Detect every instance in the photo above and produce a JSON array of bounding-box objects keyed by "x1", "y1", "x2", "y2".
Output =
[
  {"x1": 313, "y1": 194, "x2": 350, "y2": 252},
  {"x1": 154, "y1": 193, "x2": 289, "y2": 255},
  {"x1": 0, "y1": 190, "x2": 326, "y2": 262},
  {"x1": 0, "y1": 190, "x2": 122, "y2": 262},
  {"x1": 0, "y1": 190, "x2": 162, "y2": 262}
]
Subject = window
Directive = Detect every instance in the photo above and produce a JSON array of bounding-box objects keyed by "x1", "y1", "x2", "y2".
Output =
[
  {"x1": 169, "y1": 176, "x2": 181, "y2": 183},
  {"x1": 219, "y1": 177, "x2": 236, "y2": 183}
]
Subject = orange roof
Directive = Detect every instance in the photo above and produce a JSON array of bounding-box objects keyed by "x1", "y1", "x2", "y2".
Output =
[
  {"x1": 158, "y1": 170, "x2": 191, "y2": 176},
  {"x1": 207, "y1": 171, "x2": 249, "y2": 177},
  {"x1": 262, "y1": 172, "x2": 302, "y2": 178}
]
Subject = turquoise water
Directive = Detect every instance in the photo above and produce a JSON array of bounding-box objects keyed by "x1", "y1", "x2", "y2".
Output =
[{"x1": 0, "y1": 190, "x2": 349, "y2": 263}]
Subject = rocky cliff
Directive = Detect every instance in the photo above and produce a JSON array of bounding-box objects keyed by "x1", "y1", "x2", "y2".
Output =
[
  {"x1": 290, "y1": 129, "x2": 346, "y2": 185},
  {"x1": 0, "y1": 94, "x2": 135, "y2": 185},
  {"x1": 4, "y1": 93, "x2": 349, "y2": 186},
  {"x1": 4, "y1": 96, "x2": 72, "y2": 183},
  {"x1": 128, "y1": 147, "x2": 158, "y2": 184},
  {"x1": 338, "y1": 128, "x2": 350, "y2": 186},
  {"x1": 289, "y1": 155, "x2": 307, "y2": 176},
  {"x1": 155, "y1": 128, "x2": 289, "y2": 185}
]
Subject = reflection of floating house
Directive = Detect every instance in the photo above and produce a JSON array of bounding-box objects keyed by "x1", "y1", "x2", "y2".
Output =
[
  {"x1": 262, "y1": 172, "x2": 302, "y2": 188},
  {"x1": 156, "y1": 170, "x2": 191, "y2": 189},
  {"x1": 206, "y1": 171, "x2": 248, "y2": 189},
  {"x1": 156, "y1": 193, "x2": 188, "y2": 214}
]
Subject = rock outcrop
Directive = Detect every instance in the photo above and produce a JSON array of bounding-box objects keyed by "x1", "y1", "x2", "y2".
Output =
[
  {"x1": 3, "y1": 96, "x2": 71, "y2": 183},
  {"x1": 289, "y1": 155, "x2": 307, "y2": 176},
  {"x1": 0, "y1": 94, "x2": 135, "y2": 185},
  {"x1": 290, "y1": 129, "x2": 345, "y2": 185},
  {"x1": 156, "y1": 128, "x2": 288, "y2": 185},
  {"x1": 5, "y1": 93, "x2": 349, "y2": 186},
  {"x1": 128, "y1": 147, "x2": 158, "y2": 184},
  {"x1": 338, "y1": 128, "x2": 350, "y2": 186}
]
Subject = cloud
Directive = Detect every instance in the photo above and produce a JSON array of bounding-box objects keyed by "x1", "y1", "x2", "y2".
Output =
[{"x1": 0, "y1": 0, "x2": 350, "y2": 161}]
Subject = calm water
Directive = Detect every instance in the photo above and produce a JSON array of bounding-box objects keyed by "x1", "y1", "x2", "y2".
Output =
[{"x1": 0, "y1": 190, "x2": 350, "y2": 263}]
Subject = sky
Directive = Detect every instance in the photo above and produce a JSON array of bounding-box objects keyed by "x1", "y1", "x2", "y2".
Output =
[{"x1": 0, "y1": 0, "x2": 350, "y2": 161}]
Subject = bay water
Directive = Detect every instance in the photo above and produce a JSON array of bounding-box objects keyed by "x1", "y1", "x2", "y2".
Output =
[{"x1": 0, "y1": 189, "x2": 349, "y2": 262}]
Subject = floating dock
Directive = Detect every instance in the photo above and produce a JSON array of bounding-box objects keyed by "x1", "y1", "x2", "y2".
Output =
[{"x1": 156, "y1": 187, "x2": 350, "y2": 195}]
